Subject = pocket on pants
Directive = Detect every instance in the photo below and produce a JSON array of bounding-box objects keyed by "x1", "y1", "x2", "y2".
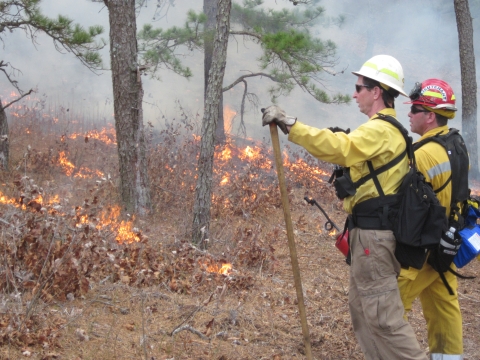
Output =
[
  {"x1": 353, "y1": 230, "x2": 398, "y2": 288},
  {"x1": 364, "y1": 289, "x2": 405, "y2": 333},
  {"x1": 373, "y1": 230, "x2": 399, "y2": 278}
]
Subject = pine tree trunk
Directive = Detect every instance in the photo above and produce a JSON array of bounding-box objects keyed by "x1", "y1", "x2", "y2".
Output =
[
  {"x1": 105, "y1": 0, "x2": 151, "y2": 215},
  {"x1": 0, "y1": 103, "x2": 8, "y2": 170},
  {"x1": 454, "y1": 0, "x2": 479, "y2": 181},
  {"x1": 204, "y1": 0, "x2": 226, "y2": 145},
  {"x1": 192, "y1": 0, "x2": 231, "y2": 246}
]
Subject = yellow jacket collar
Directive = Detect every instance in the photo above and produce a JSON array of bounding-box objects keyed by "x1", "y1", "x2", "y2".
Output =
[
  {"x1": 368, "y1": 108, "x2": 397, "y2": 121},
  {"x1": 418, "y1": 125, "x2": 449, "y2": 142}
]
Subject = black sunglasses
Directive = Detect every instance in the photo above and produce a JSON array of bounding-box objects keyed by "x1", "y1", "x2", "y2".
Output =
[
  {"x1": 355, "y1": 84, "x2": 372, "y2": 93},
  {"x1": 410, "y1": 105, "x2": 430, "y2": 114}
]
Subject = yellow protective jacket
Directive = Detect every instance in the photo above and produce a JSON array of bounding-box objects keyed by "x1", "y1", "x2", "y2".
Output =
[
  {"x1": 288, "y1": 108, "x2": 409, "y2": 213},
  {"x1": 414, "y1": 126, "x2": 453, "y2": 216}
]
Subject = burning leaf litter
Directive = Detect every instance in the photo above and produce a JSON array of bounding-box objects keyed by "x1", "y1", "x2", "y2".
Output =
[{"x1": 0, "y1": 99, "x2": 478, "y2": 359}]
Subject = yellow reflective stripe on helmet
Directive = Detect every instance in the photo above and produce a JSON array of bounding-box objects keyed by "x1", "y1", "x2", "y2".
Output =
[
  {"x1": 363, "y1": 61, "x2": 400, "y2": 80},
  {"x1": 451, "y1": 94, "x2": 456, "y2": 100},
  {"x1": 423, "y1": 90, "x2": 443, "y2": 99}
]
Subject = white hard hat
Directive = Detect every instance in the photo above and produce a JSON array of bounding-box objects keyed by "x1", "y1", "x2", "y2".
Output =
[{"x1": 352, "y1": 55, "x2": 408, "y2": 97}]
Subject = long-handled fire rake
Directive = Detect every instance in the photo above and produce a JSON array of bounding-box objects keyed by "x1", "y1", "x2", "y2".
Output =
[{"x1": 265, "y1": 113, "x2": 313, "y2": 360}]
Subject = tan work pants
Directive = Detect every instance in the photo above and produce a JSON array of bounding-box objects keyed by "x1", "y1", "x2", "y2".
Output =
[{"x1": 348, "y1": 228, "x2": 428, "y2": 360}]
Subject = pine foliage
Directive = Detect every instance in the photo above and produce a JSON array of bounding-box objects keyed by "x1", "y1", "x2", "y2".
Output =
[
  {"x1": 138, "y1": 0, "x2": 350, "y2": 105},
  {"x1": 1, "y1": 0, "x2": 105, "y2": 93},
  {"x1": 137, "y1": 11, "x2": 206, "y2": 79}
]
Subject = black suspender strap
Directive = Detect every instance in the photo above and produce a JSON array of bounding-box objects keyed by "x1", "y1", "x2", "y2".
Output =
[{"x1": 353, "y1": 149, "x2": 407, "y2": 189}]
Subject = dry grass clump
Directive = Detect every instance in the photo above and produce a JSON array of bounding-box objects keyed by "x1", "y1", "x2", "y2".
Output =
[{"x1": 0, "y1": 101, "x2": 478, "y2": 359}]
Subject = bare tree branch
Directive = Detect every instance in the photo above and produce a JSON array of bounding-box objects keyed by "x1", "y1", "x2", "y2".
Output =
[
  {"x1": 222, "y1": 72, "x2": 280, "y2": 92},
  {"x1": 1, "y1": 89, "x2": 34, "y2": 111},
  {"x1": 171, "y1": 325, "x2": 209, "y2": 340}
]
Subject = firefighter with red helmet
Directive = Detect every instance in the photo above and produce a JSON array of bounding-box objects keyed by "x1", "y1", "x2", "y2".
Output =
[
  {"x1": 262, "y1": 55, "x2": 428, "y2": 360},
  {"x1": 399, "y1": 78, "x2": 465, "y2": 359}
]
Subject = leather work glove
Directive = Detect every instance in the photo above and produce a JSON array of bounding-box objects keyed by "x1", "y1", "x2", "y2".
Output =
[
  {"x1": 328, "y1": 127, "x2": 350, "y2": 134},
  {"x1": 261, "y1": 105, "x2": 297, "y2": 134}
]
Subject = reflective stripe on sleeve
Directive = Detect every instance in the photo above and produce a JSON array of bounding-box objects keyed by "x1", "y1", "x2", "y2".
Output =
[{"x1": 426, "y1": 160, "x2": 451, "y2": 180}]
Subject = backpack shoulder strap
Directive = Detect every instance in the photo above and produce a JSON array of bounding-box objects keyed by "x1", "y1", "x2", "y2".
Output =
[
  {"x1": 355, "y1": 113, "x2": 413, "y2": 196},
  {"x1": 374, "y1": 113, "x2": 415, "y2": 162},
  {"x1": 352, "y1": 149, "x2": 407, "y2": 189},
  {"x1": 413, "y1": 129, "x2": 450, "y2": 151},
  {"x1": 439, "y1": 266, "x2": 476, "y2": 296},
  {"x1": 413, "y1": 128, "x2": 469, "y2": 203},
  {"x1": 348, "y1": 113, "x2": 413, "y2": 192}
]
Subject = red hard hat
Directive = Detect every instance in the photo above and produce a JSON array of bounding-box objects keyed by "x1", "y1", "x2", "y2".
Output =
[{"x1": 405, "y1": 78, "x2": 457, "y2": 111}]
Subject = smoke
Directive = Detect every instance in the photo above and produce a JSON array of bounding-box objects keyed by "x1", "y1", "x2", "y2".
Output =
[{"x1": 1, "y1": 0, "x2": 479, "y2": 143}]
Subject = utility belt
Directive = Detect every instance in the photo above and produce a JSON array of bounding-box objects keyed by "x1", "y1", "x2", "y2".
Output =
[{"x1": 351, "y1": 195, "x2": 401, "y2": 231}]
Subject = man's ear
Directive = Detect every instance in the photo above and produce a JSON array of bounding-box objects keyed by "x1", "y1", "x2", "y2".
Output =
[{"x1": 427, "y1": 112, "x2": 437, "y2": 125}]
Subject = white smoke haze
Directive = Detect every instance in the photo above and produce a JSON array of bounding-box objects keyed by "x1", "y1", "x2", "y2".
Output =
[{"x1": 2, "y1": 0, "x2": 479, "y2": 145}]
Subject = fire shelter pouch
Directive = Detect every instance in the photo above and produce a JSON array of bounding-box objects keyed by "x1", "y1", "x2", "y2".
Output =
[
  {"x1": 454, "y1": 205, "x2": 480, "y2": 268},
  {"x1": 453, "y1": 225, "x2": 480, "y2": 268}
]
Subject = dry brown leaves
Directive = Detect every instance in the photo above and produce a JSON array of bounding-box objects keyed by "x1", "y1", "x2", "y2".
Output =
[{"x1": 0, "y1": 102, "x2": 352, "y2": 358}]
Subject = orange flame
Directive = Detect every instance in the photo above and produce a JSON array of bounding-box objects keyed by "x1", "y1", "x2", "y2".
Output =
[
  {"x1": 94, "y1": 206, "x2": 140, "y2": 243},
  {"x1": 223, "y1": 105, "x2": 237, "y2": 133},
  {"x1": 219, "y1": 146, "x2": 232, "y2": 161},
  {"x1": 206, "y1": 262, "x2": 232, "y2": 275},
  {"x1": 0, "y1": 191, "x2": 140, "y2": 244},
  {"x1": 68, "y1": 125, "x2": 116, "y2": 145},
  {"x1": 220, "y1": 176, "x2": 229, "y2": 185},
  {"x1": 74, "y1": 168, "x2": 104, "y2": 179},
  {"x1": 58, "y1": 151, "x2": 75, "y2": 176},
  {"x1": 116, "y1": 220, "x2": 141, "y2": 244},
  {"x1": 0, "y1": 191, "x2": 20, "y2": 207},
  {"x1": 56, "y1": 151, "x2": 104, "y2": 179}
]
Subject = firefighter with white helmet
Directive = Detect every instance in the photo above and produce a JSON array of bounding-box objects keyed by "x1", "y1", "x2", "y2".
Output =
[
  {"x1": 262, "y1": 55, "x2": 428, "y2": 360},
  {"x1": 399, "y1": 78, "x2": 465, "y2": 360}
]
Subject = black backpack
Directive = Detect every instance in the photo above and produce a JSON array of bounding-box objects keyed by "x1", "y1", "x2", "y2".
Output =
[
  {"x1": 330, "y1": 115, "x2": 474, "y2": 290},
  {"x1": 413, "y1": 128, "x2": 470, "y2": 227},
  {"x1": 370, "y1": 114, "x2": 448, "y2": 269},
  {"x1": 412, "y1": 128, "x2": 474, "y2": 294},
  {"x1": 329, "y1": 114, "x2": 447, "y2": 268}
]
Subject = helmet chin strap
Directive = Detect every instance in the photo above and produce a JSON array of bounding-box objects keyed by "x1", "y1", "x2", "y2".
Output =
[{"x1": 380, "y1": 83, "x2": 399, "y2": 98}]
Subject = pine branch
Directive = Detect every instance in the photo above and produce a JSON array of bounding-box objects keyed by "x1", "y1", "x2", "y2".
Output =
[
  {"x1": 222, "y1": 72, "x2": 280, "y2": 92},
  {"x1": 1, "y1": 0, "x2": 105, "y2": 77}
]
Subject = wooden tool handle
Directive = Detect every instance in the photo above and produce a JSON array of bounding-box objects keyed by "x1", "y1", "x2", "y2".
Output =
[{"x1": 269, "y1": 123, "x2": 313, "y2": 360}]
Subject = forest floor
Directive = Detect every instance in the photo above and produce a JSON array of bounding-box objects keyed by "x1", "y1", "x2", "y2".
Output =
[{"x1": 0, "y1": 103, "x2": 478, "y2": 360}]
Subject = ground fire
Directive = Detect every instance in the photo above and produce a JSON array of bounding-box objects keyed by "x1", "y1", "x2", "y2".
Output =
[
  {"x1": 0, "y1": 94, "x2": 479, "y2": 359},
  {"x1": 204, "y1": 261, "x2": 233, "y2": 275}
]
